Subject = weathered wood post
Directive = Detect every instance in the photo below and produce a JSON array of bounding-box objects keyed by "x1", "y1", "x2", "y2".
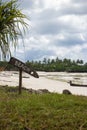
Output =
[
  {"x1": 9, "y1": 57, "x2": 39, "y2": 95},
  {"x1": 19, "y1": 69, "x2": 22, "y2": 94}
]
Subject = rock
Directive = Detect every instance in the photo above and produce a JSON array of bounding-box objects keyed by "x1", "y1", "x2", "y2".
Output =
[
  {"x1": 36, "y1": 89, "x2": 50, "y2": 94},
  {"x1": 36, "y1": 89, "x2": 43, "y2": 94},
  {"x1": 62, "y1": 89, "x2": 72, "y2": 95},
  {"x1": 28, "y1": 88, "x2": 50, "y2": 94},
  {"x1": 28, "y1": 88, "x2": 36, "y2": 94},
  {"x1": 6, "y1": 87, "x2": 18, "y2": 92}
]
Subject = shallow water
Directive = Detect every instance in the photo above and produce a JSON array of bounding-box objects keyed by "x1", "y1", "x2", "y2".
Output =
[{"x1": 38, "y1": 72, "x2": 87, "y2": 84}]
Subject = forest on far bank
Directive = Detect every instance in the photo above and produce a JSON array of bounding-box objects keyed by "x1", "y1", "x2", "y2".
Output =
[{"x1": 0, "y1": 57, "x2": 87, "y2": 72}]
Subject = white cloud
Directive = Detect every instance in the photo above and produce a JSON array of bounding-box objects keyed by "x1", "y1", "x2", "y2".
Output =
[{"x1": 6, "y1": 0, "x2": 87, "y2": 62}]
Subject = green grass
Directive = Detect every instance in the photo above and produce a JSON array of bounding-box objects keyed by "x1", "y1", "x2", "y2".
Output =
[{"x1": 0, "y1": 86, "x2": 87, "y2": 130}]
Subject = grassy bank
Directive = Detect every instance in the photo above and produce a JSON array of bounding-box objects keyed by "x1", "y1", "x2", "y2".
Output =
[{"x1": 0, "y1": 86, "x2": 87, "y2": 130}]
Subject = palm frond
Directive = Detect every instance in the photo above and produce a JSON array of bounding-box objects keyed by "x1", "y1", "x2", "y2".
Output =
[{"x1": 0, "y1": 0, "x2": 29, "y2": 60}]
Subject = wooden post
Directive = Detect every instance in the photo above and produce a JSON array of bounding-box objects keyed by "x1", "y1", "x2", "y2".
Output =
[
  {"x1": 9, "y1": 57, "x2": 39, "y2": 94},
  {"x1": 19, "y1": 69, "x2": 22, "y2": 94}
]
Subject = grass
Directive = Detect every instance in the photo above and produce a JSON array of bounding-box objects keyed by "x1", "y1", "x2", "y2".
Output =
[{"x1": 0, "y1": 86, "x2": 87, "y2": 130}]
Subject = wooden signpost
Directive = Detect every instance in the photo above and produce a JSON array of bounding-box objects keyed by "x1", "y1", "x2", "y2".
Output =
[{"x1": 9, "y1": 57, "x2": 39, "y2": 94}]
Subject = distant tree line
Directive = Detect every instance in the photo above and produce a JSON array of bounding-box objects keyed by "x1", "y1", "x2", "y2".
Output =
[
  {"x1": 26, "y1": 57, "x2": 87, "y2": 72},
  {"x1": 0, "y1": 57, "x2": 87, "y2": 72}
]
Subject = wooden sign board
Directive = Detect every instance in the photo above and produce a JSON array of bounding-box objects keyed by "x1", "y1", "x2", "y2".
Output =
[{"x1": 9, "y1": 57, "x2": 39, "y2": 78}]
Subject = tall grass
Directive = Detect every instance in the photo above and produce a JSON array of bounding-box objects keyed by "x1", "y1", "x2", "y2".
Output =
[{"x1": 0, "y1": 86, "x2": 87, "y2": 130}]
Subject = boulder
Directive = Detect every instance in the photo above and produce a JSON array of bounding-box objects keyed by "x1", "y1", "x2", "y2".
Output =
[
  {"x1": 62, "y1": 89, "x2": 72, "y2": 95},
  {"x1": 36, "y1": 89, "x2": 50, "y2": 94}
]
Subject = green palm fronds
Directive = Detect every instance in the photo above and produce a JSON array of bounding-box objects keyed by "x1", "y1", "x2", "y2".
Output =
[{"x1": 0, "y1": 0, "x2": 29, "y2": 60}]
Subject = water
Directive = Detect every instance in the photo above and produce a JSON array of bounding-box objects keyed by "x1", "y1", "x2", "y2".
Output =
[{"x1": 39, "y1": 72, "x2": 87, "y2": 84}]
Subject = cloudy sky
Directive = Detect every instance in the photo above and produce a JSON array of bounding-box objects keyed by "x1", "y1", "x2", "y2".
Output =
[{"x1": 11, "y1": 0, "x2": 87, "y2": 62}]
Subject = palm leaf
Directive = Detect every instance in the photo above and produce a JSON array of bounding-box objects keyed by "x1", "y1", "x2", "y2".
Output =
[{"x1": 0, "y1": 0, "x2": 29, "y2": 60}]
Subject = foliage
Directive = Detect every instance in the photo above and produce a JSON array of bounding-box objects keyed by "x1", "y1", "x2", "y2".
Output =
[
  {"x1": 26, "y1": 57, "x2": 87, "y2": 72},
  {"x1": 0, "y1": 86, "x2": 87, "y2": 130},
  {"x1": 0, "y1": 0, "x2": 28, "y2": 60},
  {"x1": 0, "y1": 57, "x2": 87, "y2": 72},
  {"x1": 0, "y1": 59, "x2": 87, "y2": 72}
]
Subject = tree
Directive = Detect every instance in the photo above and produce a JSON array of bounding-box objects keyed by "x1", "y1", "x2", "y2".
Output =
[
  {"x1": 43, "y1": 58, "x2": 47, "y2": 64},
  {"x1": 0, "y1": 0, "x2": 28, "y2": 60},
  {"x1": 76, "y1": 59, "x2": 83, "y2": 65}
]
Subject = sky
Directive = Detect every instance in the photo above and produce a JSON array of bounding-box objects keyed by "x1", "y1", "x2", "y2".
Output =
[{"x1": 4, "y1": 0, "x2": 87, "y2": 62}]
